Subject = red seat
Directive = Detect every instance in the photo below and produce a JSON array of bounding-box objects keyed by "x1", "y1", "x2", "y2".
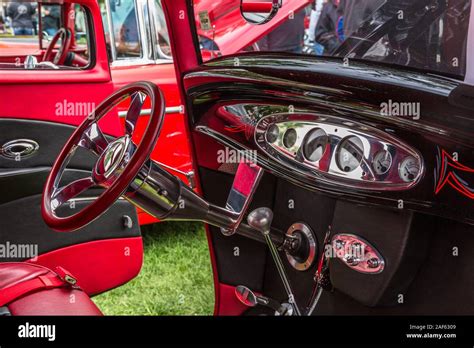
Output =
[{"x1": 0, "y1": 263, "x2": 102, "y2": 316}]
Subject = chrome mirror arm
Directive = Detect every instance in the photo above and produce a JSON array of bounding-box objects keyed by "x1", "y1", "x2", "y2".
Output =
[{"x1": 220, "y1": 162, "x2": 264, "y2": 236}]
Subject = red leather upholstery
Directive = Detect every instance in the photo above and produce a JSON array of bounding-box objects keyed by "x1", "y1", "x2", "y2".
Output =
[{"x1": 0, "y1": 263, "x2": 102, "y2": 316}]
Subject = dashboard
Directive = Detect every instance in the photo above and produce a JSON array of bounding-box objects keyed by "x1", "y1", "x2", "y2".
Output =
[{"x1": 186, "y1": 56, "x2": 474, "y2": 226}]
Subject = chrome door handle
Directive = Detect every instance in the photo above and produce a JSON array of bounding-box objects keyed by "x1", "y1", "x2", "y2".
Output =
[{"x1": 0, "y1": 139, "x2": 39, "y2": 160}]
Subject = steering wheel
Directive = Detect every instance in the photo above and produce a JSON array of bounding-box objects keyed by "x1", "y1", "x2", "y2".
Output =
[
  {"x1": 43, "y1": 28, "x2": 72, "y2": 65},
  {"x1": 42, "y1": 82, "x2": 165, "y2": 232}
]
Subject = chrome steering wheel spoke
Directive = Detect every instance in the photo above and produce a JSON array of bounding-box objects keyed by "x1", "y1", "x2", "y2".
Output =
[
  {"x1": 51, "y1": 176, "x2": 95, "y2": 211},
  {"x1": 125, "y1": 91, "x2": 146, "y2": 137},
  {"x1": 50, "y1": 146, "x2": 96, "y2": 212},
  {"x1": 78, "y1": 122, "x2": 109, "y2": 157}
]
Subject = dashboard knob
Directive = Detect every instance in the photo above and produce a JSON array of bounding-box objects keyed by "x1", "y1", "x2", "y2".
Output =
[
  {"x1": 344, "y1": 255, "x2": 359, "y2": 266},
  {"x1": 335, "y1": 239, "x2": 345, "y2": 250},
  {"x1": 247, "y1": 208, "x2": 273, "y2": 235},
  {"x1": 367, "y1": 258, "x2": 380, "y2": 269}
]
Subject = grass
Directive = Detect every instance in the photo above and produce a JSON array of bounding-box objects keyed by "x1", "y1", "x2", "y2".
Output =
[{"x1": 93, "y1": 221, "x2": 215, "y2": 316}]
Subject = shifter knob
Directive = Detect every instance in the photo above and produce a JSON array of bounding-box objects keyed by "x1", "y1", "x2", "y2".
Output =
[{"x1": 247, "y1": 208, "x2": 273, "y2": 235}]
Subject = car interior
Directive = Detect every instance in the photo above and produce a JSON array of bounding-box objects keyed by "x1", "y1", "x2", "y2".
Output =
[{"x1": 0, "y1": 0, "x2": 473, "y2": 322}]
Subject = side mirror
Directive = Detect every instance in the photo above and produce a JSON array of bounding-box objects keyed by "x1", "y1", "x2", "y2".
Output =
[{"x1": 240, "y1": 0, "x2": 282, "y2": 25}]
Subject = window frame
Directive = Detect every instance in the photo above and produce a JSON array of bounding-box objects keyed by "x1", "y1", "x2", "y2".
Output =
[{"x1": 104, "y1": 0, "x2": 172, "y2": 67}]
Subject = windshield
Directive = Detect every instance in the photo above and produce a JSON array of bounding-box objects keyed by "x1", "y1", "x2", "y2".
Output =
[{"x1": 192, "y1": 0, "x2": 471, "y2": 79}]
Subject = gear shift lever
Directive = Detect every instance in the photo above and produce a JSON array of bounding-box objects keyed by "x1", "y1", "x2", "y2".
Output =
[{"x1": 247, "y1": 208, "x2": 301, "y2": 316}]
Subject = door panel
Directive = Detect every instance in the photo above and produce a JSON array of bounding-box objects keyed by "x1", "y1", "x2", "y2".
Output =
[{"x1": 0, "y1": 119, "x2": 143, "y2": 294}]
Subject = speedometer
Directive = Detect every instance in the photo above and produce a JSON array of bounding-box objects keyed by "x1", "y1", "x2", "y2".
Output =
[
  {"x1": 336, "y1": 136, "x2": 364, "y2": 173},
  {"x1": 302, "y1": 128, "x2": 328, "y2": 162}
]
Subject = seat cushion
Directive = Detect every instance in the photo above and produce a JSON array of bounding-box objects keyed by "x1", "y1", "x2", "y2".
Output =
[{"x1": 0, "y1": 263, "x2": 102, "y2": 316}]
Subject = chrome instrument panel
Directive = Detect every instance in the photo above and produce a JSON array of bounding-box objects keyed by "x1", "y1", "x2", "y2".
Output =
[
  {"x1": 331, "y1": 234, "x2": 385, "y2": 274},
  {"x1": 255, "y1": 113, "x2": 424, "y2": 191}
]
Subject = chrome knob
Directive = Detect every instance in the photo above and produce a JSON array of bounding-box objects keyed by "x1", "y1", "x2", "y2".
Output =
[
  {"x1": 335, "y1": 239, "x2": 345, "y2": 250},
  {"x1": 344, "y1": 255, "x2": 359, "y2": 266},
  {"x1": 367, "y1": 258, "x2": 380, "y2": 269},
  {"x1": 247, "y1": 207, "x2": 273, "y2": 235}
]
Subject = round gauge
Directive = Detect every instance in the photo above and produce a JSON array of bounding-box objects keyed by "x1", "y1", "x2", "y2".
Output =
[
  {"x1": 283, "y1": 128, "x2": 297, "y2": 149},
  {"x1": 266, "y1": 124, "x2": 279, "y2": 144},
  {"x1": 398, "y1": 156, "x2": 420, "y2": 183},
  {"x1": 302, "y1": 128, "x2": 328, "y2": 162},
  {"x1": 373, "y1": 150, "x2": 393, "y2": 175},
  {"x1": 336, "y1": 136, "x2": 364, "y2": 173}
]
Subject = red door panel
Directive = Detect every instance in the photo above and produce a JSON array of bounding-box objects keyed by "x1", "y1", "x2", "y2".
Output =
[{"x1": 0, "y1": 0, "x2": 140, "y2": 295}]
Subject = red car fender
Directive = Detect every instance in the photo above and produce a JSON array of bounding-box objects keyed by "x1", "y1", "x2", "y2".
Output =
[{"x1": 194, "y1": 0, "x2": 312, "y2": 56}]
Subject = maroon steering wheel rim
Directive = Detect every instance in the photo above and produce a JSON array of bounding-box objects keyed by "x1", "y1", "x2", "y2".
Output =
[
  {"x1": 43, "y1": 28, "x2": 72, "y2": 65},
  {"x1": 42, "y1": 81, "x2": 165, "y2": 232}
]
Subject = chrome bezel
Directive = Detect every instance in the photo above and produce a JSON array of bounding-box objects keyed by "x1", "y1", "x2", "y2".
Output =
[
  {"x1": 373, "y1": 150, "x2": 393, "y2": 175},
  {"x1": 0, "y1": 139, "x2": 39, "y2": 160},
  {"x1": 335, "y1": 135, "x2": 365, "y2": 173},
  {"x1": 254, "y1": 113, "x2": 424, "y2": 191},
  {"x1": 331, "y1": 234, "x2": 385, "y2": 274},
  {"x1": 398, "y1": 156, "x2": 421, "y2": 183},
  {"x1": 285, "y1": 222, "x2": 317, "y2": 271},
  {"x1": 301, "y1": 128, "x2": 328, "y2": 163}
]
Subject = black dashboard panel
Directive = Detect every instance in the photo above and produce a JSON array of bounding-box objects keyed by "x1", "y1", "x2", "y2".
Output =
[{"x1": 184, "y1": 54, "x2": 474, "y2": 225}]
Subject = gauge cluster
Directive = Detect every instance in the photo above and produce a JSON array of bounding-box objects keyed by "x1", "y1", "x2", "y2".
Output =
[{"x1": 255, "y1": 114, "x2": 424, "y2": 190}]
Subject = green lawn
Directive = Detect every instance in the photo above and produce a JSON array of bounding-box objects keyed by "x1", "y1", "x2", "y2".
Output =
[{"x1": 93, "y1": 221, "x2": 215, "y2": 315}]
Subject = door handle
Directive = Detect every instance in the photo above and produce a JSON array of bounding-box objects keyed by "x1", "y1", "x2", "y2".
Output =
[{"x1": 0, "y1": 139, "x2": 39, "y2": 161}]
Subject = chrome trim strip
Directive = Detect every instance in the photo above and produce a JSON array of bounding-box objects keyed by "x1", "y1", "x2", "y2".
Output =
[
  {"x1": 104, "y1": 0, "x2": 116, "y2": 61},
  {"x1": 118, "y1": 106, "x2": 183, "y2": 117},
  {"x1": 465, "y1": 0, "x2": 474, "y2": 85},
  {"x1": 0, "y1": 167, "x2": 50, "y2": 178},
  {"x1": 110, "y1": 58, "x2": 171, "y2": 67},
  {"x1": 68, "y1": 196, "x2": 125, "y2": 203},
  {"x1": 107, "y1": 0, "x2": 173, "y2": 66},
  {"x1": 136, "y1": 0, "x2": 152, "y2": 61}
]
